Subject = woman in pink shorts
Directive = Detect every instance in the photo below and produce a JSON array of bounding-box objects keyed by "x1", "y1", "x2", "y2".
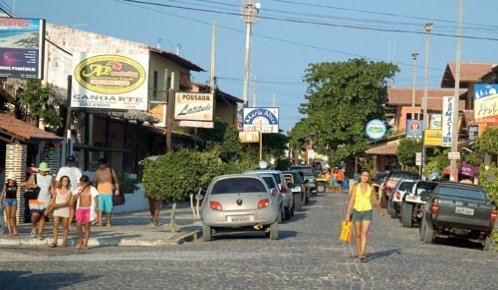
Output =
[{"x1": 73, "y1": 175, "x2": 99, "y2": 250}]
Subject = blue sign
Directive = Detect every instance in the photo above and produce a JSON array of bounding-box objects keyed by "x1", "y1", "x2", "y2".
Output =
[
  {"x1": 406, "y1": 119, "x2": 424, "y2": 138},
  {"x1": 365, "y1": 119, "x2": 387, "y2": 140},
  {"x1": 243, "y1": 107, "x2": 279, "y2": 133}
]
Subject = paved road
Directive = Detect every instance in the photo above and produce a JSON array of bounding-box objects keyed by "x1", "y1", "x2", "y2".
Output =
[{"x1": 1, "y1": 192, "x2": 496, "y2": 289}]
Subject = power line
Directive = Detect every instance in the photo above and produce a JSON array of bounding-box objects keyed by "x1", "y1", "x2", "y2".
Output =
[
  {"x1": 117, "y1": 0, "x2": 498, "y2": 42},
  {"x1": 0, "y1": 2, "x2": 13, "y2": 17}
]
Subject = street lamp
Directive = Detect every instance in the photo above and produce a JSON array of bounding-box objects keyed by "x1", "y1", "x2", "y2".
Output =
[
  {"x1": 421, "y1": 22, "x2": 433, "y2": 175},
  {"x1": 411, "y1": 53, "x2": 419, "y2": 126}
]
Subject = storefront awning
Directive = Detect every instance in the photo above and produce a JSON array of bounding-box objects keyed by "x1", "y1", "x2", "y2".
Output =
[
  {"x1": 0, "y1": 113, "x2": 63, "y2": 143},
  {"x1": 365, "y1": 139, "x2": 401, "y2": 156}
]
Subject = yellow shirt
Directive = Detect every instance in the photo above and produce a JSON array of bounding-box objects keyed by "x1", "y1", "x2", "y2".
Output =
[{"x1": 353, "y1": 184, "x2": 373, "y2": 212}]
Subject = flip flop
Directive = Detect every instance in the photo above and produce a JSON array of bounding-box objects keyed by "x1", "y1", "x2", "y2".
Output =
[
  {"x1": 38, "y1": 236, "x2": 45, "y2": 241},
  {"x1": 49, "y1": 243, "x2": 57, "y2": 248},
  {"x1": 31, "y1": 231, "x2": 37, "y2": 237}
]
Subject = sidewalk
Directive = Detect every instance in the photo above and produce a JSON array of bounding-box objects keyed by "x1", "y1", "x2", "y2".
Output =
[{"x1": 0, "y1": 202, "x2": 202, "y2": 248}]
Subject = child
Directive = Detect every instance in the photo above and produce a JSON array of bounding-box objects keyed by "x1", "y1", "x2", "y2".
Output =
[
  {"x1": 46, "y1": 175, "x2": 72, "y2": 247},
  {"x1": 73, "y1": 175, "x2": 99, "y2": 250},
  {"x1": 1, "y1": 173, "x2": 19, "y2": 237}
]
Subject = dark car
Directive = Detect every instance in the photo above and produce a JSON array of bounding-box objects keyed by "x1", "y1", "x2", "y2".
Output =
[
  {"x1": 419, "y1": 182, "x2": 496, "y2": 250},
  {"x1": 290, "y1": 165, "x2": 316, "y2": 194},
  {"x1": 380, "y1": 170, "x2": 420, "y2": 208}
]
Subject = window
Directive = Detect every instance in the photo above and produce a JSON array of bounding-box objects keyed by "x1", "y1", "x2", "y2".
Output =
[
  {"x1": 437, "y1": 186, "x2": 488, "y2": 200},
  {"x1": 152, "y1": 70, "x2": 158, "y2": 99},
  {"x1": 211, "y1": 178, "x2": 266, "y2": 194}
]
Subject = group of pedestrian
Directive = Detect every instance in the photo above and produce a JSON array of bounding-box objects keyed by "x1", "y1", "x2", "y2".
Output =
[
  {"x1": 326, "y1": 167, "x2": 345, "y2": 192},
  {"x1": 0, "y1": 157, "x2": 120, "y2": 250}
]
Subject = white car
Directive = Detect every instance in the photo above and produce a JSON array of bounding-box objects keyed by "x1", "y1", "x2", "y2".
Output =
[{"x1": 387, "y1": 179, "x2": 415, "y2": 218}]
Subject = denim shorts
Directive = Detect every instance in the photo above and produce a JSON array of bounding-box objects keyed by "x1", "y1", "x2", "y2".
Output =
[
  {"x1": 2, "y1": 198, "x2": 18, "y2": 207},
  {"x1": 351, "y1": 209, "x2": 373, "y2": 221}
]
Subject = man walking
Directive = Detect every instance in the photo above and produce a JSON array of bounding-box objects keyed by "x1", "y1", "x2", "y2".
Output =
[
  {"x1": 94, "y1": 159, "x2": 120, "y2": 227},
  {"x1": 56, "y1": 156, "x2": 82, "y2": 226}
]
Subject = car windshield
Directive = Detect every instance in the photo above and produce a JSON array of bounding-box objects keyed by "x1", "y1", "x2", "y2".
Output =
[
  {"x1": 292, "y1": 167, "x2": 314, "y2": 176},
  {"x1": 262, "y1": 176, "x2": 277, "y2": 189},
  {"x1": 437, "y1": 186, "x2": 488, "y2": 200},
  {"x1": 211, "y1": 178, "x2": 267, "y2": 194}
]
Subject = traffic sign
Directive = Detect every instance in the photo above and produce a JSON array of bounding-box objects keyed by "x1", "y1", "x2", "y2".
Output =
[{"x1": 448, "y1": 152, "x2": 460, "y2": 160}]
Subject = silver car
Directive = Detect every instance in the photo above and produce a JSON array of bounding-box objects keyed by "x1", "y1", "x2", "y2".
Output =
[
  {"x1": 201, "y1": 174, "x2": 280, "y2": 241},
  {"x1": 248, "y1": 172, "x2": 284, "y2": 224},
  {"x1": 244, "y1": 170, "x2": 294, "y2": 220}
]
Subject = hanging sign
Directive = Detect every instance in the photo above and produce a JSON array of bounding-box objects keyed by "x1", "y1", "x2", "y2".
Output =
[
  {"x1": 365, "y1": 119, "x2": 387, "y2": 141},
  {"x1": 243, "y1": 107, "x2": 279, "y2": 133},
  {"x1": 174, "y1": 92, "x2": 214, "y2": 121},
  {"x1": 442, "y1": 96, "x2": 454, "y2": 147},
  {"x1": 474, "y1": 84, "x2": 498, "y2": 125}
]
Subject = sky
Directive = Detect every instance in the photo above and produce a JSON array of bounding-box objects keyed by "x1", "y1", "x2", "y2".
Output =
[{"x1": 10, "y1": 0, "x2": 498, "y2": 132}]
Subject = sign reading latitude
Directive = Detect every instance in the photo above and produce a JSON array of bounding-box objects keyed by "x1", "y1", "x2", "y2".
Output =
[{"x1": 174, "y1": 92, "x2": 214, "y2": 122}]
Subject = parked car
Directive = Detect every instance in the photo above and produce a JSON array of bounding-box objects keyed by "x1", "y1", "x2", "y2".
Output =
[
  {"x1": 373, "y1": 171, "x2": 388, "y2": 197},
  {"x1": 244, "y1": 170, "x2": 294, "y2": 220},
  {"x1": 290, "y1": 165, "x2": 316, "y2": 194},
  {"x1": 386, "y1": 179, "x2": 415, "y2": 218},
  {"x1": 380, "y1": 170, "x2": 420, "y2": 208},
  {"x1": 282, "y1": 171, "x2": 306, "y2": 211},
  {"x1": 400, "y1": 180, "x2": 439, "y2": 228},
  {"x1": 251, "y1": 173, "x2": 284, "y2": 223},
  {"x1": 200, "y1": 174, "x2": 281, "y2": 241},
  {"x1": 419, "y1": 182, "x2": 497, "y2": 250}
]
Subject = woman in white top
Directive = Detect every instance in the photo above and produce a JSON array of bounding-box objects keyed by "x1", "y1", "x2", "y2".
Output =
[
  {"x1": 25, "y1": 162, "x2": 55, "y2": 240},
  {"x1": 46, "y1": 175, "x2": 71, "y2": 247}
]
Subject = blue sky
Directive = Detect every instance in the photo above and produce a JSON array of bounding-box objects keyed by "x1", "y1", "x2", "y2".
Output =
[{"x1": 12, "y1": 0, "x2": 498, "y2": 131}]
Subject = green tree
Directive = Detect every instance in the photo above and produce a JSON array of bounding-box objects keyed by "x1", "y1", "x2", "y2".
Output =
[
  {"x1": 424, "y1": 148, "x2": 450, "y2": 177},
  {"x1": 16, "y1": 80, "x2": 63, "y2": 132},
  {"x1": 474, "y1": 127, "x2": 498, "y2": 156},
  {"x1": 300, "y1": 59, "x2": 398, "y2": 163},
  {"x1": 397, "y1": 138, "x2": 423, "y2": 169},
  {"x1": 288, "y1": 118, "x2": 312, "y2": 163}
]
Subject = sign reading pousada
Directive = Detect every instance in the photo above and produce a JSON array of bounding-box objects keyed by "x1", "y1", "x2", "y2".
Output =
[
  {"x1": 72, "y1": 53, "x2": 148, "y2": 110},
  {"x1": 174, "y1": 92, "x2": 214, "y2": 121}
]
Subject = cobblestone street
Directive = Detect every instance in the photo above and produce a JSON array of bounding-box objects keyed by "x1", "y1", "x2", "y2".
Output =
[{"x1": 1, "y1": 192, "x2": 497, "y2": 289}]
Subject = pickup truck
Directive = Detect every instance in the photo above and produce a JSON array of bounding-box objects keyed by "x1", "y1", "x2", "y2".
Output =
[
  {"x1": 400, "y1": 180, "x2": 438, "y2": 227},
  {"x1": 419, "y1": 182, "x2": 497, "y2": 250}
]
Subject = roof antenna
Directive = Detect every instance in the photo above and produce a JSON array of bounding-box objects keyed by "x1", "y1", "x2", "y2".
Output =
[{"x1": 176, "y1": 43, "x2": 182, "y2": 55}]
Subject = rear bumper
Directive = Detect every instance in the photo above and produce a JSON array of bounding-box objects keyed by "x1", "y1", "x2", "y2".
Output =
[
  {"x1": 202, "y1": 208, "x2": 278, "y2": 228},
  {"x1": 433, "y1": 216, "x2": 493, "y2": 233}
]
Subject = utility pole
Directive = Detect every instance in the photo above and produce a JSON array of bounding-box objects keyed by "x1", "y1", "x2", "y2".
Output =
[
  {"x1": 450, "y1": 0, "x2": 464, "y2": 181},
  {"x1": 210, "y1": 20, "x2": 216, "y2": 94},
  {"x1": 242, "y1": 0, "x2": 260, "y2": 106},
  {"x1": 166, "y1": 72, "x2": 175, "y2": 153},
  {"x1": 411, "y1": 53, "x2": 419, "y2": 126},
  {"x1": 421, "y1": 23, "x2": 433, "y2": 176}
]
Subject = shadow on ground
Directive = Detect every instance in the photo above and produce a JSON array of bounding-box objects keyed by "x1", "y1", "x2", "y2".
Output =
[{"x1": 0, "y1": 270, "x2": 100, "y2": 290}]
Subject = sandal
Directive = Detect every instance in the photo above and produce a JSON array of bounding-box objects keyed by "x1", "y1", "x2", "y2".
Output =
[
  {"x1": 31, "y1": 230, "x2": 37, "y2": 237},
  {"x1": 76, "y1": 242, "x2": 82, "y2": 249},
  {"x1": 49, "y1": 243, "x2": 57, "y2": 248},
  {"x1": 38, "y1": 236, "x2": 45, "y2": 241}
]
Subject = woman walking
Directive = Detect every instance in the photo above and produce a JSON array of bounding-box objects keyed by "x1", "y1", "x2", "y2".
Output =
[
  {"x1": 345, "y1": 169, "x2": 384, "y2": 261},
  {"x1": 74, "y1": 175, "x2": 99, "y2": 250},
  {"x1": 0, "y1": 173, "x2": 19, "y2": 237},
  {"x1": 47, "y1": 176, "x2": 72, "y2": 247}
]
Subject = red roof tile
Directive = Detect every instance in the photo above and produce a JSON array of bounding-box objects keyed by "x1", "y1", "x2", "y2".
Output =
[
  {"x1": 387, "y1": 87, "x2": 466, "y2": 110},
  {"x1": 0, "y1": 113, "x2": 63, "y2": 143},
  {"x1": 441, "y1": 62, "x2": 495, "y2": 87}
]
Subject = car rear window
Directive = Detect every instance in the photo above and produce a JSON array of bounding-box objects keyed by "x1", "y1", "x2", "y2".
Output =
[
  {"x1": 292, "y1": 167, "x2": 314, "y2": 176},
  {"x1": 272, "y1": 173, "x2": 282, "y2": 184},
  {"x1": 437, "y1": 186, "x2": 488, "y2": 200},
  {"x1": 262, "y1": 176, "x2": 277, "y2": 189},
  {"x1": 212, "y1": 178, "x2": 267, "y2": 194},
  {"x1": 398, "y1": 182, "x2": 414, "y2": 192},
  {"x1": 416, "y1": 184, "x2": 437, "y2": 201},
  {"x1": 291, "y1": 172, "x2": 303, "y2": 184}
]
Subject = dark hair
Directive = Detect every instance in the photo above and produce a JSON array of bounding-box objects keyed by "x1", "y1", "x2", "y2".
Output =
[
  {"x1": 98, "y1": 158, "x2": 107, "y2": 165},
  {"x1": 58, "y1": 175, "x2": 71, "y2": 189},
  {"x1": 359, "y1": 169, "x2": 370, "y2": 175},
  {"x1": 80, "y1": 175, "x2": 90, "y2": 183}
]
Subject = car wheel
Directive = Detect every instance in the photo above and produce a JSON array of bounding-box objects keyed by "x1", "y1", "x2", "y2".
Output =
[
  {"x1": 316, "y1": 182, "x2": 326, "y2": 193},
  {"x1": 294, "y1": 193, "x2": 303, "y2": 211},
  {"x1": 387, "y1": 200, "x2": 396, "y2": 218},
  {"x1": 278, "y1": 208, "x2": 283, "y2": 224},
  {"x1": 269, "y1": 219, "x2": 279, "y2": 240},
  {"x1": 284, "y1": 206, "x2": 291, "y2": 220},
  {"x1": 401, "y1": 203, "x2": 413, "y2": 228},
  {"x1": 202, "y1": 224, "x2": 212, "y2": 242},
  {"x1": 422, "y1": 216, "x2": 434, "y2": 244},
  {"x1": 483, "y1": 234, "x2": 495, "y2": 251},
  {"x1": 380, "y1": 194, "x2": 388, "y2": 208}
]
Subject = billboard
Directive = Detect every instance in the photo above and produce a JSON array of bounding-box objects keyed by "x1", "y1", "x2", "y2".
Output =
[
  {"x1": 174, "y1": 92, "x2": 214, "y2": 121},
  {"x1": 406, "y1": 119, "x2": 424, "y2": 138},
  {"x1": 474, "y1": 84, "x2": 498, "y2": 125},
  {"x1": 72, "y1": 53, "x2": 149, "y2": 110},
  {"x1": 424, "y1": 129, "x2": 442, "y2": 147},
  {"x1": 0, "y1": 17, "x2": 45, "y2": 79},
  {"x1": 243, "y1": 107, "x2": 279, "y2": 133},
  {"x1": 441, "y1": 96, "x2": 454, "y2": 147}
]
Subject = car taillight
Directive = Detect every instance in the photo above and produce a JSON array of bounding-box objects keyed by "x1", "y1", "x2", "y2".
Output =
[
  {"x1": 431, "y1": 201, "x2": 439, "y2": 215},
  {"x1": 210, "y1": 201, "x2": 222, "y2": 211},
  {"x1": 396, "y1": 190, "x2": 401, "y2": 200},
  {"x1": 258, "y1": 198, "x2": 270, "y2": 209},
  {"x1": 490, "y1": 209, "x2": 497, "y2": 223}
]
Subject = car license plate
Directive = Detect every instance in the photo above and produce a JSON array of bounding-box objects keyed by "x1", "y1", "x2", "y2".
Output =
[
  {"x1": 455, "y1": 207, "x2": 474, "y2": 216},
  {"x1": 228, "y1": 215, "x2": 253, "y2": 222},
  {"x1": 291, "y1": 187, "x2": 301, "y2": 192}
]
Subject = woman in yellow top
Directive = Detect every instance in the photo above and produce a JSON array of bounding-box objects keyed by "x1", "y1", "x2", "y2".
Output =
[{"x1": 345, "y1": 169, "x2": 384, "y2": 261}]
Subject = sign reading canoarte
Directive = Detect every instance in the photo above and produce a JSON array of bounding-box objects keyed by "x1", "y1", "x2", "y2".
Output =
[
  {"x1": 72, "y1": 53, "x2": 149, "y2": 110},
  {"x1": 0, "y1": 17, "x2": 45, "y2": 79}
]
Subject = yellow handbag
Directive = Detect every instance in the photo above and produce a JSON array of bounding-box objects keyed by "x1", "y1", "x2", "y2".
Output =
[{"x1": 339, "y1": 221, "x2": 352, "y2": 243}]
